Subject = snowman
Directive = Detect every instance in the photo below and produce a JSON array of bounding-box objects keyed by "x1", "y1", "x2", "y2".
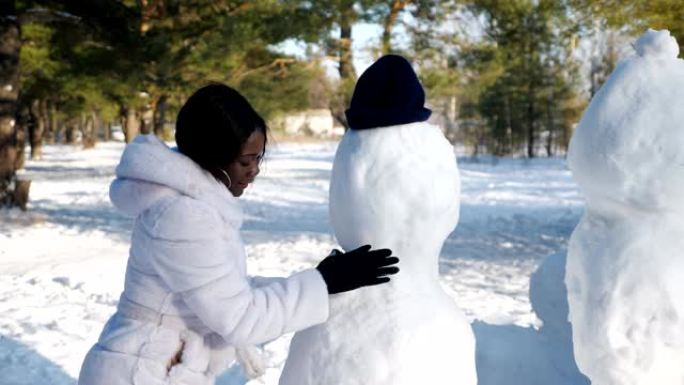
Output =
[
  {"x1": 279, "y1": 55, "x2": 477, "y2": 385},
  {"x1": 566, "y1": 29, "x2": 684, "y2": 385}
]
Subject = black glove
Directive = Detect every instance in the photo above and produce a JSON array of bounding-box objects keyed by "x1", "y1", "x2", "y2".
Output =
[{"x1": 316, "y1": 245, "x2": 399, "y2": 295}]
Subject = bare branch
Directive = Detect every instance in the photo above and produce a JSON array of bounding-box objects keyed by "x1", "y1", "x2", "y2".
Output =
[
  {"x1": 229, "y1": 58, "x2": 297, "y2": 83},
  {"x1": 18, "y1": 8, "x2": 80, "y2": 25}
]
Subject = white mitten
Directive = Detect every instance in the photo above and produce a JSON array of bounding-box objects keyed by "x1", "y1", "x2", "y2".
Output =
[
  {"x1": 206, "y1": 334, "x2": 236, "y2": 375},
  {"x1": 236, "y1": 346, "x2": 267, "y2": 379}
]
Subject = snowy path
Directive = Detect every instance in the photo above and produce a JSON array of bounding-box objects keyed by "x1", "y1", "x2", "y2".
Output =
[{"x1": 0, "y1": 141, "x2": 585, "y2": 385}]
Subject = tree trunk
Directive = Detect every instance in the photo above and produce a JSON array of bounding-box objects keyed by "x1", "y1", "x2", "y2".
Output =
[
  {"x1": 334, "y1": 12, "x2": 356, "y2": 131},
  {"x1": 382, "y1": 0, "x2": 409, "y2": 55},
  {"x1": 527, "y1": 99, "x2": 535, "y2": 158},
  {"x1": 41, "y1": 98, "x2": 53, "y2": 144},
  {"x1": 123, "y1": 107, "x2": 140, "y2": 143},
  {"x1": 443, "y1": 96, "x2": 458, "y2": 143},
  {"x1": 545, "y1": 95, "x2": 554, "y2": 157},
  {"x1": 504, "y1": 95, "x2": 513, "y2": 154},
  {"x1": 92, "y1": 112, "x2": 101, "y2": 145},
  {"x1": 29, "y1": 99, "x2": 44, "y2": 159},
  {"x1": 14, "y1": 102, "x2": 28, "y2": 170},
  {"x1": 65, "y1": 120, "x2": 77, "y2": 144},
  {"x1": 13, "y1": 178, "x2": 30, "y2": 210},
  {"x1": 103, "y1": 121, "x2": 112, "y2": 142},
  {"x1": 82, "y1": 112, "x2": 96, "y2": 149},
  {"x1": 153, "y1": 94, "x2": 167, "y2": 138},
  {"x1": 139, "y1": 104, "x2": 153, "y2": 135},
  {"x1": 47, "y1": 101, "x2": 57, "y2": 143},
  {"x1": 78, "y1": 113, "x2": 85, "y2": 143},
  {"x1": 338, "y1": 14, "x2": 355, "y2": 81},
  {"x1": 92, "y1": 111, "x2": 102, "y2": 141},
  {"x1": 55, "y1": 120, "x2": 66, "y2": 144},
  {"x1": 0, "y1": 3, "x2": 29, "y2": 208},
  {"x1": 525, "y1": 67, "x2": 536, "y2": 157}
]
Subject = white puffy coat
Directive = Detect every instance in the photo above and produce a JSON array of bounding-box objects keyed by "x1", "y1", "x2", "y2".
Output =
[{"x1": 78, "y1": 135, "x2": 329, "y2": 385}]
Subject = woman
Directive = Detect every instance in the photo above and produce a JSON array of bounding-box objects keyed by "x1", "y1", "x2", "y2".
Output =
[{"x1": 78, "y1": 83, "x2": 399, "y2": 385}]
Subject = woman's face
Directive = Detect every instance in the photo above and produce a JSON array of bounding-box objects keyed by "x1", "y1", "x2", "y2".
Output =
[{"x1": 224, "y1": 130, "x2": 265, "y2": 197}]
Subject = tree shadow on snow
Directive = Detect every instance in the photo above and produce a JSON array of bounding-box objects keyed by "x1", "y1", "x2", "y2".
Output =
[
  {"x1": 0, "y1": 335, "x2": 76, "y2": 385},
  {"x1": 29, "y1": 202, "x2": 133, "y2": 242},
  {"x1": 443, "y1": 205, "x2": 581, "y2": 263},
  {"x1": 24, "y1": 165, "x2": 114, "y2": 181},
  {"x1": 473, "y1": 321, "x2": 589, "y2": 385}
]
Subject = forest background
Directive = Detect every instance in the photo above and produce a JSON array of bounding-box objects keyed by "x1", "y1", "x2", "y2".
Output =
[{"x1": 1, "y1": 0, "x2": 682, "y2": 209}]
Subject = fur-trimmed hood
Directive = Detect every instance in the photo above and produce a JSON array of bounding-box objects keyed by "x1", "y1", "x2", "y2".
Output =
[{"x1": 109, "y1": 134, "x2": 243, "y2": 229}]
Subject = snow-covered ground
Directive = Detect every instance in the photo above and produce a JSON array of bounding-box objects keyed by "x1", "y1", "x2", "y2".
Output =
[{"x1": 0, "y1": 140, "x2": 586, "y2": 385}]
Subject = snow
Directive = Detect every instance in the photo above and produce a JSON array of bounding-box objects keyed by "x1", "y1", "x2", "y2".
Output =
[
  {"x1": 1, "y1": 139, "x2": 585, "y2": 384},
  {"x1": 634, "y1": 28, "x2": 679, "y2": 59},
  {"x1": 566, "y1": 28, "x2": 684, "y2": 385}
]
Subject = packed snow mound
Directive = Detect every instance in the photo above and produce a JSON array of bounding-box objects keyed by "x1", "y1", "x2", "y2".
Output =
[
  {"x1": 470, "y1": 252, "x2": 589, "y2": 385},
  {"x1": 634, "y1": 29, "x2": 679, "y2": 59},
  {"x1": 529, "y1": 252, "x2": 571, "y2": 340},
  {"x1": 568, "y1": 28, "x2": 684, "y2": 212},
  {"x1": 529, "y1": 253, "x2": 589, "y2": 384}
]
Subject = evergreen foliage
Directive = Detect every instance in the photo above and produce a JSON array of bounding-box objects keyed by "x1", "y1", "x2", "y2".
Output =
[{"x1": 1, "y1": 0, "x2": 683, "y2": 207}]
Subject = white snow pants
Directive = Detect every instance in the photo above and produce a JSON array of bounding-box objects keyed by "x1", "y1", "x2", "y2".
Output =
[{"x1": 78, "y1": 300, "x2": 235, "y2": 385}]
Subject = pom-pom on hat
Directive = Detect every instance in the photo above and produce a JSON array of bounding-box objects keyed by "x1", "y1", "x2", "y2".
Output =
[{"x1": 345, "y1": 55, "x2": 431, "y2": 130}]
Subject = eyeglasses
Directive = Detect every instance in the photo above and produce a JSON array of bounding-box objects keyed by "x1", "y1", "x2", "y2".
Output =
[{"x1": 237, "y1": 154, "x2": 263, "y2": 167}]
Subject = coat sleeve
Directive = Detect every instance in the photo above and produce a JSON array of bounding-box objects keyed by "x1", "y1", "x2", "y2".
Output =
[
  {"x1": 142, "y1": 197, "x2": 329, "y2": 345},
  {"x1": 250, "y1": 276, "x2": 287, "y2": 288}
]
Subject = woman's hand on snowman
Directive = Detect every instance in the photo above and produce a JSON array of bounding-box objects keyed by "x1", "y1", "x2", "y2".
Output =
[{"x1": 316, "y1": 245, "x2": 399, "y2": 294}]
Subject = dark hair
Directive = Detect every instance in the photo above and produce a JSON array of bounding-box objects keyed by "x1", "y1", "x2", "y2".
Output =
[{"x1": 175, "y1": 83, "x2": 267, "y2": 171}]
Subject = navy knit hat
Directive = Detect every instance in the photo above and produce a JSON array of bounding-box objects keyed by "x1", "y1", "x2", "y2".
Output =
[{"x1": 345, "y1": 55, "x2": 431, "y2": 130}]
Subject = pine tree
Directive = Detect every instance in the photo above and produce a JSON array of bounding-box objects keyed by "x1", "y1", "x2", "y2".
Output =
[{"x1": 0, "y1": 0, "x2": 26, "y2": 208}]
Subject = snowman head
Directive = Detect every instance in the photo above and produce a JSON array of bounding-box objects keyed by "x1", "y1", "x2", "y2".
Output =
[
  {"x1": 329, "y1": 124, "x2": 461, "y2": 263},
  {"x1": 568, "y1": 29, "x2": 684, "y2": 213}
]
